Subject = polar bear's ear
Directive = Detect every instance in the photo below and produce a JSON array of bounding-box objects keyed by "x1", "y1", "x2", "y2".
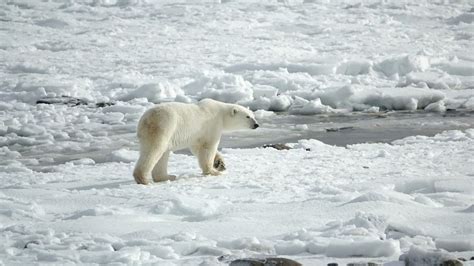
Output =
[{"x1": 231, "y1": 108, "x2": 238, "y2": 116}]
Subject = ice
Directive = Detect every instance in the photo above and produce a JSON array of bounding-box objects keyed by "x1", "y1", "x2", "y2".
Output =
[
  {"x1": 186, "y1": 73, "x2": 254, "y2": 103},
  {"x1": 2, "y1": 0, "x2": 474, "y2": 264},
  {"x1": 269, "y1": 95, "x2": 293, "y2": 112},
  {"x1": 439, "y1": 61, "x2": 474, "y2": 77},
  {"x1": 107, "y1": 148, "x2": 138, "y2": 163},
  {"x1": 274, "y1": 240, "x2": 307, "y2": 255},
  {"x1": 447, "y1": 12, "x2": 474, "y2": 25},
  {"x1": 336, "y1": 59, "x2": 372, "y2": 76},
  {"x1": 435, "y1": 238, "x2": 474, "y2": 252},
  {"x1": 325, "y1": 239, "x2": 400, "y2": 258},
  {"x1": 102, "y1": 104, "x2": 145, "y2": 115},
  {"x1": 374, "y1": 55, "x2": 430, "y2": 77},
  {"x1": 289, "y1": 97, "x2": 335, "y2": 115},
  {"x1": 35, "y1": 18, "x2": 69, "y2": 29},
  {"x1": 399, "y1": 246, "x2": 460, "y2": 266},
  {"x1": 1, "y1": 127, "x2": 474, "y2": 264},
  {"x1": 361, "y1": 87, "x2": 445, "y2": 111},
  {"x1": 9, "y1": 63, "x2": 52, "y2": 74},
  {"x1": 120, "y1": 82, "x2": 184, "y2": 103},
  {"x1": 424, "y1": 101, "x2": 446, "y2": 112},
  {"x1": 400, "y1": 72, "x2": 462, "y2": 90}
]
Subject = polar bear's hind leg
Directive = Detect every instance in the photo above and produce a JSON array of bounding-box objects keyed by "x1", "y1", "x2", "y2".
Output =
[
  {"x1": 133, "y1": 119, "x2": 172, "y2": 185},
  {"x1": 133, "y1": 140, "x2": 168, "y2": 185},
  {"x1": 152, "y1": 151, "x2": 176, "y2": 182}
]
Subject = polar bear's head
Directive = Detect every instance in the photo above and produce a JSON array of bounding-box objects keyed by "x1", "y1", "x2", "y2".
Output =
[{"x1": 224, "y1": 104, "x2": 259, "y2": 131}]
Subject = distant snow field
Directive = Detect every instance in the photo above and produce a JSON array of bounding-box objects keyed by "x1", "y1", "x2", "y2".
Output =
[{"x1": 1, "y1": 0, "x2": 474, "y2": 265}]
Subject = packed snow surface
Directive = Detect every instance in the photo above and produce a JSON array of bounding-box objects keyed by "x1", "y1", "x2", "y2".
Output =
[
  {"x1": 1, "y1": 130, "x2": 474, "y2": 264},
  {"x1": 1, "y1": 0, "x2": 474, "y2": 264}
]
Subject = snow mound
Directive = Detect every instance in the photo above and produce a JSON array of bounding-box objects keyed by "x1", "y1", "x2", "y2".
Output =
[
  {"x1": 424, "y1": 101, "x2": 446, "y2": 112},
  {"x1": 225, "y1": 62, "x2": 337, "y2": 76},
  {"x1": 435, "y1": 238, "x2": 474, "y2": 252},
  {"x1": 447, "y1": 13, "x2": 474, "y2": 25},
  {"x1": 344, "y1": 191, "x2": 415, "y2": 206},
  {"x1": 151, "y1": 197, "x2": 221, "y2": 222},
  {"x1": 11, "y1": 79, "x2": 95, "y2": 104},
  {"x1": 65, "y1": 206, "x2": 133, "y2": 220},
  {"x1": 269, "y1": 95, "x2": 293, "y2": 112},
  {"x1": 399, "y1": 72, "x2": 461, "y2": 90},
  {"x1": 461, "y1": 204, "x2": 474, "y2": 213},
  {"x1": 325, "y1": 239, "x2": 399, "y2": 258},
  {"x1": 289, "y1": 97, "x2": 334, "y2": 115},
  {"x1": 393, "y1": 129, "x2": 474, "y2": 145},
  {"x1": 399, "y1": 246, "x2": 460, "y2": 266},
  {"x1": 336, "y1": 59, "x2": 372, "y2": 76},
  {"x1": 219, "y1": 237, "x2": 273, "y2": 253},
  {"x1": 374, "y1": 55, "x2": 430, "y2": 77},
  {"x1": 8, "y1": 63, "x2": 52, "y2": 74},
  {"x1": 356, "y1": 86, "x2": 445, "y2": 111},
  {"x1": 102, "y1": 104, "x2": 145, "y2": 115},
  {"x1": 293, "y1": 138, "x2": 330, "y2": 150},
  {"x1": 275, "y1": 213, "x2": 399, "y2": 258},
  {"x1": 438, "y1": 61, "x2": 474, "y2": 77},
  {"x1": 107, "y1": 149, "x2": 138, "y2": 163},
  {"x1": 184, "y1": 73, "x2": 254, "y2": 103},
  {"x1": 274, "y1": 240, "x2": 307, "y2": 255},
  {"x1": 35, "y1": 18, "x2": 69, "y2": 28},
  {"x1": 120, "y1": 82, "x2": 184, "y2": 103}
]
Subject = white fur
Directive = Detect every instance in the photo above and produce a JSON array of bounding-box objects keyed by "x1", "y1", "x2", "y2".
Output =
[{"x1": 133, "y1": 99, "x2": 258, "y2": 184}]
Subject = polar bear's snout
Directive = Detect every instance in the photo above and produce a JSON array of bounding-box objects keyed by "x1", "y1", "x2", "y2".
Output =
[{"x1": 252, "y1": 121, "x2": 259, "y2": 129}]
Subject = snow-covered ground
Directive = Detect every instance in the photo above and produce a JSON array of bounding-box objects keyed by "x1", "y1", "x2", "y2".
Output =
[
  {"x1": 1, "y1": 130, "x2": 474, "y2": 265},
  {"x1": 1, "y1": 0, "x2": 474, "y2": 264}
]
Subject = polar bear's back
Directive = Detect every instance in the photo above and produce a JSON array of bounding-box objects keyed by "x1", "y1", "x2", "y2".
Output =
[{"x1": 137, "y1": 100, "x2": 227, "y2": 151}]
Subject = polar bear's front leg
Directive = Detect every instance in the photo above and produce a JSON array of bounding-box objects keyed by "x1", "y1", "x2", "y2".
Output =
[
  {"x1": 213, "y1": 152, "x2": 226, "y2": 172},
  {"x1": 152, "y1": 151, "x2": 176, "y2": 182},
  {"x1": 192, "y1": 142, "x2": 221, "y2": 176}
]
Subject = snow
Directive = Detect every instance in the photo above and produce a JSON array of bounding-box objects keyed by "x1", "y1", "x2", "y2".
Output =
[
  {"x1": 2, "y1": 0, "x2": 474, "y2": 112},
  {"x1": 1, "y1": 0, "x2": 474, "y2": 264},
  {"x1": 436, "y1": 238, "x2": 474, "y2": 252},
  {"x1": 1, "y1": 129, "x2": 474, "y2": 264}
]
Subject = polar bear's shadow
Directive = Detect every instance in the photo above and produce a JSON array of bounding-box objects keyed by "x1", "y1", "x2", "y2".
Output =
[{"x1": 70, "y1": 180, "x2": 133, "y2": 191}]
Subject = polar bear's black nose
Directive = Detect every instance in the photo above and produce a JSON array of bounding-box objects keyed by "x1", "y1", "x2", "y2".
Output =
[{"x1": 253, "y1": 123, "x2": 259, "y2": 129}]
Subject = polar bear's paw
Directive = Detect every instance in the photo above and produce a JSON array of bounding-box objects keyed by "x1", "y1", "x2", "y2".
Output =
[
  {"x1": 213, "y1": 153, "x2": 226, "y2": 172},
  {"x1": 153, "y1": 175, "x2": 177, "y2": 182},
  {"x1": 203, "y1": 169, "x2": 222, "y2": 176},
  {"x1": 133, "y1": 171, "x2": 149, "y2": 185}
]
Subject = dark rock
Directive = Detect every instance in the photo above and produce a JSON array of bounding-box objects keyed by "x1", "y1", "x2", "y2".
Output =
[
  {"x1": 96, "y1": 102, "x2": 115, "y2": 107},
  {"x1": 262, "y1": 144, "x2": 291, "y2": 150},
  {"x1": 442, "y1": 260, "x2": 463, "y2": 266},
  {"x1": 36, "y1": 96, "x2": 88, "y2": 106},
  {"x1": 229, "y1": 257, "x2": 302, "y2": 266},
  {"x1": 327, "y1": 263, "x2": 338, "y2": 266},
  {"x1": 23, "y1": 240, "x2": 41, "y2": 249},
  {"x1": 347, "y1": 263, "x2": 381, "y2": 266},
  {"x1": 325, "y1": 126, "x2": 354, "y2": 132},
  {"x1": 36, "y1": 96, "x2": 115, "y2": 108}
]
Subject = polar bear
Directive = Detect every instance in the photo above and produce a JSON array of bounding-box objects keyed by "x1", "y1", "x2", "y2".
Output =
[{"x1": 133, "y1": 99, "x2": 259, "y2": 185}]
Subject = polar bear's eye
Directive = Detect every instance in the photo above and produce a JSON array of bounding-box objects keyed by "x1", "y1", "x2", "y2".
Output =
[{"x1": 246, "y1": 116, "x2": 250, "y2": 119}]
